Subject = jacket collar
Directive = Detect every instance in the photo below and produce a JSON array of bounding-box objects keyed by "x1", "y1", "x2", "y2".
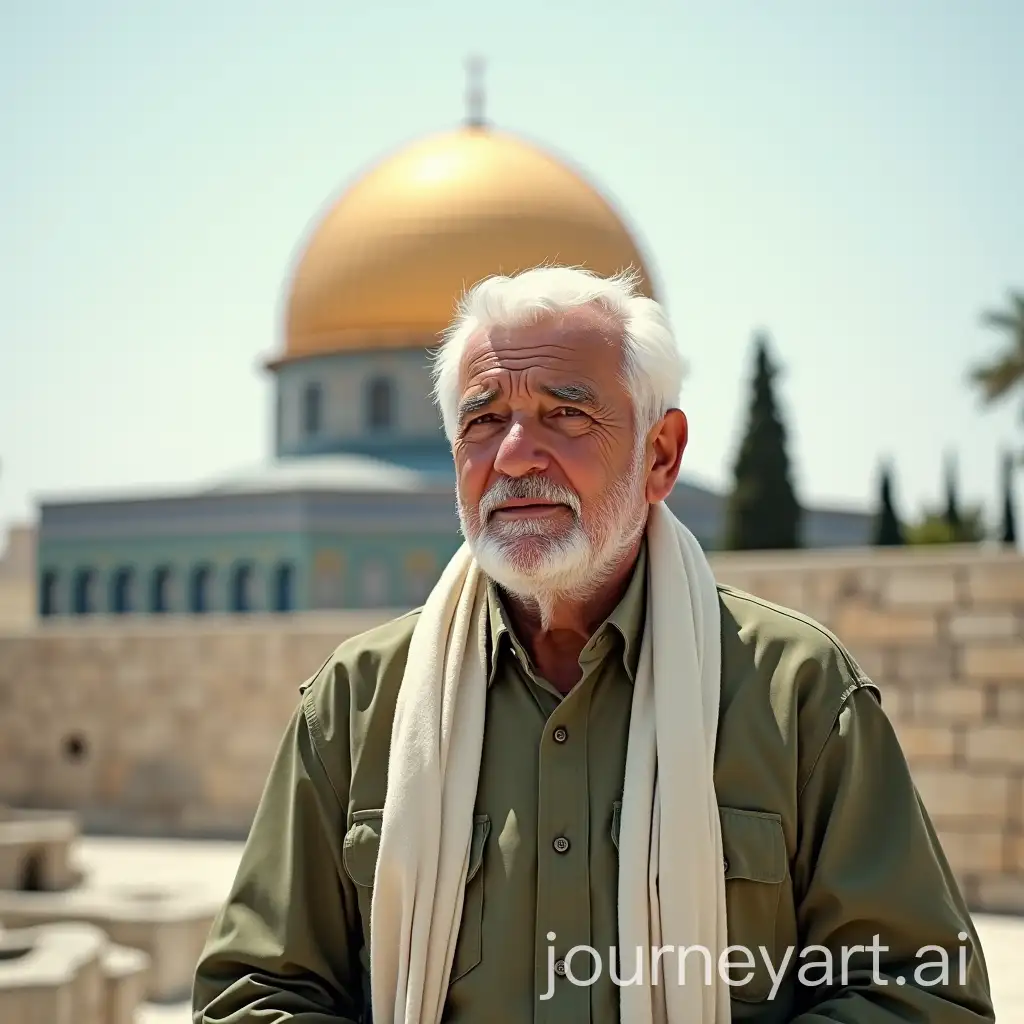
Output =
[{"x1": 484, "y1": 540, "x2": 648, "y2": 687}]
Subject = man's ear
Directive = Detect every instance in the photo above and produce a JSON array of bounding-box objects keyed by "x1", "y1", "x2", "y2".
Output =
[{"x1": 645, "y1": 409, "x2": 687, "y2": 503}]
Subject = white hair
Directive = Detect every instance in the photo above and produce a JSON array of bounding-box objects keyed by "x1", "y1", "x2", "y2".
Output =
[{"x1": 430, "y1": 264, "x2": 685, "y2": 442}]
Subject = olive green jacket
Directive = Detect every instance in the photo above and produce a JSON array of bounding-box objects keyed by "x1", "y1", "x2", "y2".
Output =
[{"x1": 192, "y1": 554, "x2": 995, "y2": 1023}]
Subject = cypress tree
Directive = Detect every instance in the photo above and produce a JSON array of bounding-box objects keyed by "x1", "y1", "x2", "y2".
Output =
[
  {"x1": 1001, "y1": 451, "x2": 1017, "y2": 545},
  {"x1": 944, "y1": 453, "x2": 962, "y2": 535},
  {"x1": 873, "y1": 461, "x2": 904, "y2": 545},
  {"x1": 723, "y1": 332, "x2": 802, "y2": 550}
]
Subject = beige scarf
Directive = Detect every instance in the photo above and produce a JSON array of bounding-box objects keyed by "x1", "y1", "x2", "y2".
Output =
[{"x1": 369, "y1": 501, "x2": 731, "y2": 1024}]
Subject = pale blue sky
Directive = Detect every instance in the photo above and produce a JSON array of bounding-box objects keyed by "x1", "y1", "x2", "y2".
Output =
[{"x1": 2, "y1": 0, "x2": 1023, "y2": 538}]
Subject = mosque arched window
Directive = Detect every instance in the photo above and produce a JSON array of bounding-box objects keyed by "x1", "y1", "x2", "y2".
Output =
[
  {"x1": 360, "y1": 561, "x2": 389, "y2": 606},
  {"x1": 303, "y1": 382, "x2": 323, "y2": 436},
  {"x1": 72, "y1": 568, "x2": 96, "y2": 616},
  {"x1": 110, "y1": 567, "x2": 134, "y2": 614},
  {"x1": 311, "y1": 549, "x2": 344, "y2": 609},
  {"x1": 151, "y1": 565, "x2": 172, "y2": 614},
  {"x1": 404, "y1": 550, "x2": 436, "y2": 605},
  {"x1": 230, "y1": 561, "x2": 256, "y2": 613},
  {"x1": 272, "y1": 562, "x2": 295, "y2": 613},
  {"x1": 39, "y1": 570, "x2": 58, "y2": 617},
  {"x1": 189, "y1": 564, "x2": 213, "y2": 614},
  {"x1": 366, "y1": 376, "x2": 394, "y2": 432}
]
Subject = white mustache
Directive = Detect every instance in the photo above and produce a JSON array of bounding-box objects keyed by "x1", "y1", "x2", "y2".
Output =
[{"x1": 478, "y1": 475, "x2": 582, "y2": 521}]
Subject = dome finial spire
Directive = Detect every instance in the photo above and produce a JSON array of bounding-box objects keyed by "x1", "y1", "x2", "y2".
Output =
[{"x1": 464, "y1": 55, "x2": 486, "y2": 127}]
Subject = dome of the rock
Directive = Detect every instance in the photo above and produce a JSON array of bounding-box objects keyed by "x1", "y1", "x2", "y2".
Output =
[{"x1": 279, "y1": 123, "x2": 656, "y2": 362}]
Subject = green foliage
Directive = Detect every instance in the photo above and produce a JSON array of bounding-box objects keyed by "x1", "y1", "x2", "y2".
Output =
[
  {"x1": 905, "y1": 455, "x2": 987, "y2": 544},
  {"x1": 723, "y1": 332, "x2": 802, "y2": 550},
  {"x1": 968, "y1": 289, "x2": 1024, "y2": 420},
  {"x1": 905, "y1": 506, "x2": 987, "y2": 545},
  {"x1": 872, "y1": 462, "x2": 904, "y2": 545}
]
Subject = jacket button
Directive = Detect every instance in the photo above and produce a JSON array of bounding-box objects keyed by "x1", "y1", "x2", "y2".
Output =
[
  {"x1": 553, "y1": 726, "x2": 568, "y2": 743},
  {"x1": 553, "y1": 836, "x2": 570, "y2": 854},
  {"x1": 554, "y1": 958, "x2": 567, "y2": 976},
  {"x1": 723, "y1": 856, "x2": 729, "y2": 872}
]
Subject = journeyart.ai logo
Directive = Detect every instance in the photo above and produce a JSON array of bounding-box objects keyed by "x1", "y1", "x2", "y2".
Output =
[{"x1": 540, "y1": 932, "x2": 974, "y2": 1001}]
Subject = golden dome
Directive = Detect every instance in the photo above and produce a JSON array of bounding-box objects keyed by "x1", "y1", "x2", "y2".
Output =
[{"x1": 276, "y1": 124, "x2": 656, "y2": 363}]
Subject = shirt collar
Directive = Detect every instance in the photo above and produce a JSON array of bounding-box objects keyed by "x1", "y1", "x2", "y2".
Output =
[{"x1": 484, "y1": 539, "x2": 648, "y2": 686}]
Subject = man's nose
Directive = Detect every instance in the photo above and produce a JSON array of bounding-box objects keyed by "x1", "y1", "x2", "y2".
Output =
[{"x1": 492, "y1": 420, "x2": 549, "y2": 477}]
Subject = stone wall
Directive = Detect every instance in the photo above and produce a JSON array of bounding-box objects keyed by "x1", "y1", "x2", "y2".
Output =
[
  {"x1": 711, "y1": 542, "x2": 1024, "y2": 914},
  {"x1": 0, "y1": 578, "x2": 33, "y2": 630},
  {"x1": 0, "y1": 523, "x2": 35, "y2": 630},
  {"x1": 1, "y1": 544, "x2": 1022, "y2": 912},
  {"x1": 0, "y1": 610, "x2": 389, "y2": 837}
]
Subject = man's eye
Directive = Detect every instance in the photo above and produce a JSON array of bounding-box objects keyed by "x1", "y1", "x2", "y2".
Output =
[{"x1": 554, "y1": 407, "x2": 584, "y2": 417}]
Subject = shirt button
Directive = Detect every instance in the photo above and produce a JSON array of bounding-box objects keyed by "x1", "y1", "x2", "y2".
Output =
[
  {"x1": 553, "y1": 836, "x2": 570, "y2": 854},
  {"x1": 553, "y1": 726, "x2": 568, "y2": 743},
  {"x1": 554, "y1": 958, "x2": 567, "y2": 976}
]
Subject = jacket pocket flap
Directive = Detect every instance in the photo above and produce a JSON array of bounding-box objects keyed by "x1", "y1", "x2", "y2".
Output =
[
  {"x1": 466, "y1": 815, "x2": 490, "y2": 883},
  {"x1": 342, "y1": 810, "x2": 383, "y2": 887},
  {"x1": 342, "y1": 811, "x2": 490, "y2": 888},
  {"x1": 719, "y1": 806, "x2": 787, "y2": 884}
]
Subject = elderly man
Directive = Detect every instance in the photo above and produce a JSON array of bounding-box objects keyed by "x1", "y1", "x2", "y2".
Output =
[{"x1": 193, "y1": 266, "x2": 994, "y2": 1023}]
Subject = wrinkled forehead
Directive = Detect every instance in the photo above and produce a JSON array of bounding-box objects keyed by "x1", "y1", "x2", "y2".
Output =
[{"x1": 457, "y1": 307, "x2": 625, "y2": 388}]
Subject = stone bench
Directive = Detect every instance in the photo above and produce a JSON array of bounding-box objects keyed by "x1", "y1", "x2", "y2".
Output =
[
  {"x1": 0, "y1": 883, "x2": 216, "y2": 1002},
  {"x1": 103, "y1": 942, "x2": 150, "y2": 1024},
  {"x1": 0, "y1": 921, "x2": 106, "y2": 1023},
  {"x1": 0, "y1": 922, "x2": 150, "y2": 1024},
  {"x1": 0, "y1": 808, "x2": 82, "y2": 892}
]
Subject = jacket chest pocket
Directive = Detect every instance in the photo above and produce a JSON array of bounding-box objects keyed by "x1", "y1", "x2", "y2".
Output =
[
  {"x1": 342, "y1": 809, "x2": 491, "y2": 983},
  {"x1": 610, "y1": 802, "x2": 788, "y2": 1005},
  {"x1": 719, "y1": 806, "x2": 788, "y2": 1004}
]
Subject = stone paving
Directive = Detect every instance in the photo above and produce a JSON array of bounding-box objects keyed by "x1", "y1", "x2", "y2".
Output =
[{"x1": 69, "y1": 837, "x2": 1024, "y2": 1023}]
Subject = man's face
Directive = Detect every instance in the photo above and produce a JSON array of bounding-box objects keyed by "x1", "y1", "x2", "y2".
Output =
[{"x1": 451, "y1": 306, "x2": 650, "y2": 600}]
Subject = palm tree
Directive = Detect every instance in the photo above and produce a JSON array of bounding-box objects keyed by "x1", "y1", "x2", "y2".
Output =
[{"x1": 969, "y1": 290, "x2": 1024, "y2": 420}]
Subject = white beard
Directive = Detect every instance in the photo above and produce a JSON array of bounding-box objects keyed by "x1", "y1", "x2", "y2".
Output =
[{"x1": 457, "y1": 436, "x2": 649, "y2": 627}]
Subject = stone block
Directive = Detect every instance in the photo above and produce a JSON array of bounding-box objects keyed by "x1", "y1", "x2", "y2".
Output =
[
  {"x1": 993, "y1": 686, "x2": 1024, "y2": 719},
  {"x1": 948, "y1": 610, "x2": 1020, "y2": 641},
  {"x1": 877, "y1": 686, "x2": 913, "y2": 722},
  {"x1": 890, "y1": 646, "x2": 958, "y2": 683},
  {"x1": 102, "y1": 943, "x2": 150, "y2": 1024},
  {"x1": 0, "y1": 808, "x2": 81, "y2": 891},
  {"x1": 1008, "y1": 836, "x2": 1024, "y2": 874},
  {"x1": 845, "y1": 646, "x2": 890, "y2": 682},
  {"x1": 911, "y1": 768, "x2": 1010, "y2": 822},
  {"x1": 813, "y1": 567, "x2": 885, "y2": 606},
  {"x1": 894, "y1": 724, "x2": 958, "y2": 763},
  {"x1": 935, "y1": 830, "x2": 1005, "y2": 875},
  {"x1": 0, "y1": 761, "x2": 34, "y2": 805},
  {"x1": 913, "y1": 684, "x2": 986, "y2": 723},
  {"x1": 883, "y1": 569, "x2": 959, "y2": 607},
  {"x1": 974, "y1": 876, "x2": 1024, "y2": 915},
  {"x1": 965, "y1": 726, "x2": 1024, "y2": 769},
  {"x1": 957, "y1": 874, "x2": 980, "y2": 909},
  {"x1": 743, "y1": 576, "x2": 808, "y2": 612},
  {"x1": 834, "y1": 605, "x2": 938, "y2": 645},
  {"x1": 962, "y1": 645, "x2": 1024, "y2": 681},
  {"x1": 0, "y1": 922, "x2": 106, "y2": 1024},
  {"x1": 965, "y1": 563, "x2": 1024, "y2": 604}
]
